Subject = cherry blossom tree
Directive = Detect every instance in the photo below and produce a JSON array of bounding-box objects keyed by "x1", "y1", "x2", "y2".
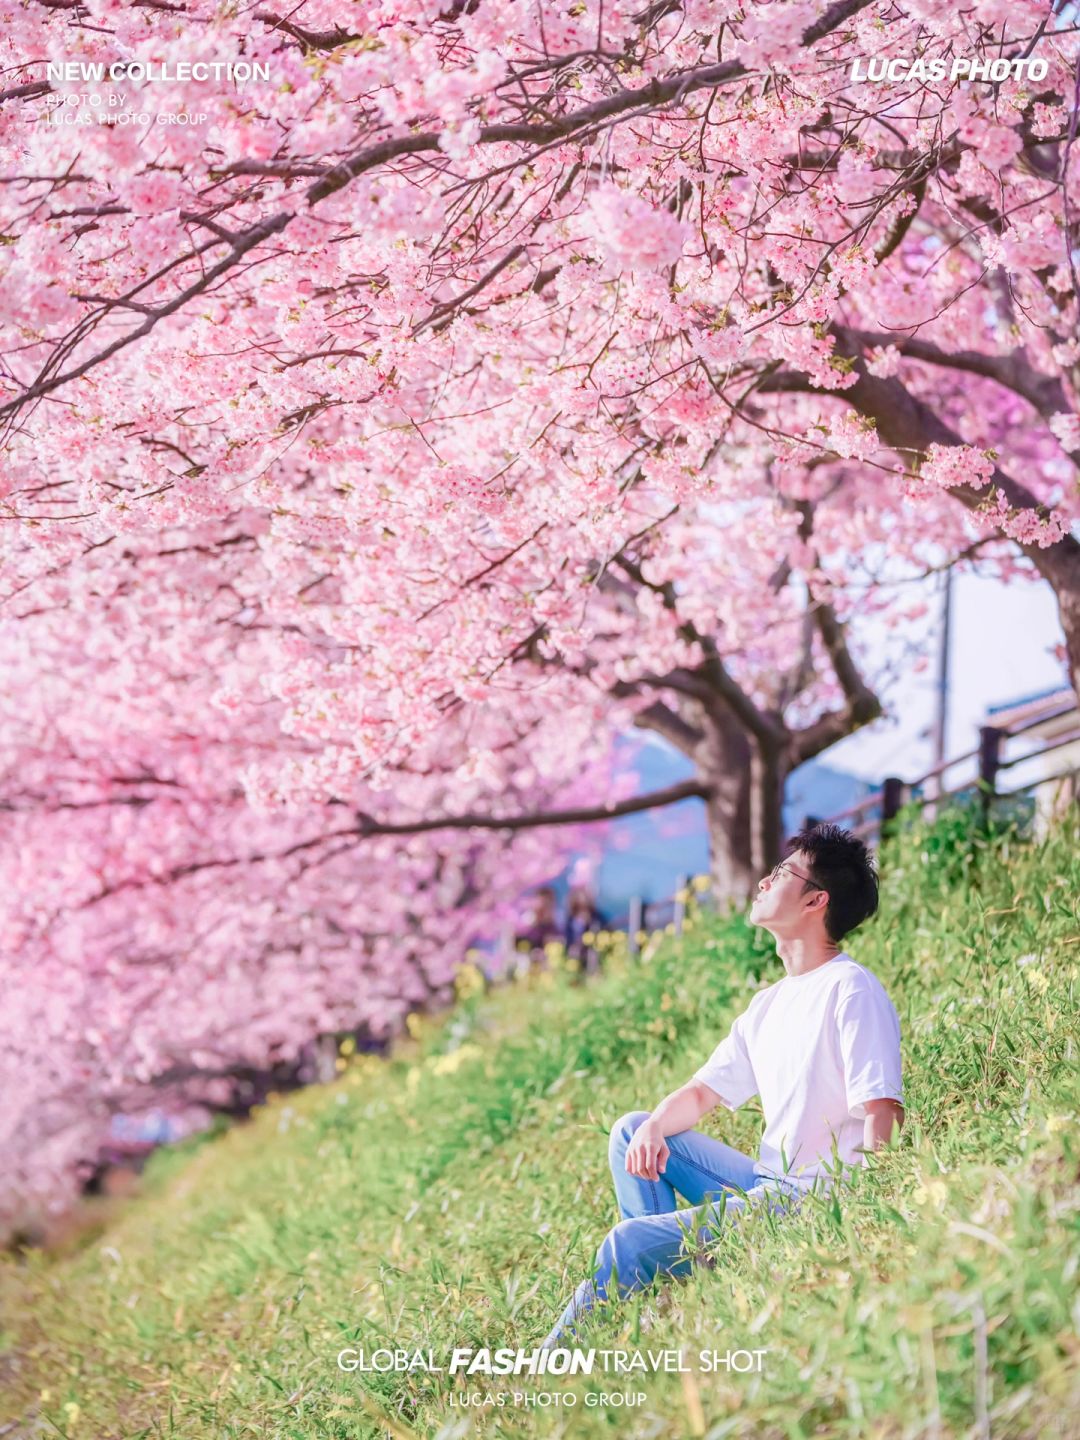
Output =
[{"x1": 1, "y1": 0, "x2": 1078, "y2": 1224}]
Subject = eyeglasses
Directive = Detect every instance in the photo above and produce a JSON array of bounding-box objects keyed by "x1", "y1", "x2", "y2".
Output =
[{"x1": 767, "y1": 859, "x2": 827, "y2": 892}]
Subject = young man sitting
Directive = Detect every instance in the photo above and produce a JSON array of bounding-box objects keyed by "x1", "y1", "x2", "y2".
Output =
[{"x1": 539, "y1": 823, "x2": 905, "y2": 1348}]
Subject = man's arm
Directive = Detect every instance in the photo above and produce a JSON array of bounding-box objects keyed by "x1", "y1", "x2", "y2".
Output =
[
  {"x1": 836, "y1": 982, "x2": 904, "y2": 1159},
  {"x1": 624, "y1": 1080, "x2": 719, "y2": 1181},
  {"x1": 857, "y1": 1098, "x2": 904, "y2": 1156}
]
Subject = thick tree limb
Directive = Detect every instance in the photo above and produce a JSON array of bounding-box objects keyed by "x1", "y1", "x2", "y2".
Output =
[
  {"x1": 759, "y1": 350, "x2": 1080, "y2": 684},
  {"x1": 812, "y1": 600, "x2": 882, "y2": 728},
  {"x1": 833, "y1": 326, "x2": 1075, "y2": 440},
  {"x1": 84, "y1": 779, "x2": 713, "y2": 905},
  {"x1": 0, "y1": 80, "x2": 50, "y2": 104},
  {"x1": 354, "y1": 779, "x2": 714, "y2": 835},
  {"x1": 759, "y1": 355, "x2": 1080, "y2": 575},
  {"x1": 791, "y1": 704, "x2": 871, "y2": 764},
  {"x1": 610, "y1": 553, "x2": 784, "y2": 742},
  {"x1": 619, "y1": 694, "x2": 706, "y2": 754}
]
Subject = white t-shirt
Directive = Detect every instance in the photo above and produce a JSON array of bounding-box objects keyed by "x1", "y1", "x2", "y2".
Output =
[{"x1": 692, "y1": 953, "x2": 904, "y2": 1191}]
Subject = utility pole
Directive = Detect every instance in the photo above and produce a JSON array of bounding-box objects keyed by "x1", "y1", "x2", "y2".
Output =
[{"x1": 931, "y1": 564, "x2": 954, "y2": 805}]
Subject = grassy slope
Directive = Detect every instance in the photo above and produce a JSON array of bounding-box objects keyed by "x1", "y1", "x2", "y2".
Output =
[{"x1": 1, "y1": 814, "x2": 1078, "y2": 1440}]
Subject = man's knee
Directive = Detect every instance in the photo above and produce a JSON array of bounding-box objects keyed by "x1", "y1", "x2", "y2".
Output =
[
  {"x1": 600, "y1": 1215, "x2": 642, "y2": 1255},
  {"x1": 596, "y1": 1216, "x2": 649, "y2": 1288},
  {"x1": 608, "y1": 1110, "x2": 651, "y2": 1170},
  {"x1": 597, "y1": 1215, "x2": 692, "y2": 1298}
]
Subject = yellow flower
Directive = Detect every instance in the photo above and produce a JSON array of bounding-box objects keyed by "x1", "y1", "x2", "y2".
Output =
[
  {"x1": 405, "y1": 1012, "x2": 423, "y2": 1039},
  {"x1": 454, "y1": 962, "x2": 486, "y2": 1000},
  {"x1": 913, "y1": 1178, "x2": 948, "y2": 1210},
  {"x1": 430, "y1": 1043, "x2": 483, "y2": 1077},
  {"x1": 1045, "y1": 1114, "x2": 1069, "y2": 1135},
  {"x1": 339, "y1": 1036, "x2": 356, "y2": 1056},
  {"x1": 691, "y1": 875, "x2": 711, "y2": 892},
  {"x1": 674, "y1": 887, "x2": 691, "y2": 904},
  {"x1": 1023, "y1": 969, "x2": 1050, "y2": 994},
  {"x1": 63, "y1": 1403, "x2": 80, "y2": 1428}
]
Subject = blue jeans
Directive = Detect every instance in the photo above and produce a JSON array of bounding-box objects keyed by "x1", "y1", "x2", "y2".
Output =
[{"x1": 540, "y1": 1110, "x2": 805, "y2": 1347}]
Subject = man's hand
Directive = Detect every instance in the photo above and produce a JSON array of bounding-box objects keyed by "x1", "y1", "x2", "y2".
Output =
[
  {"x1": 625, "y1": 1118, "x2": 670, "y2": 1181},
  {"x1": 861, "y1": 1099, "x2": 904, "y2": 1155}
]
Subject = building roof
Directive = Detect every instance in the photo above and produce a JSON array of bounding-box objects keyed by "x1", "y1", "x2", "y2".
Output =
[{"x1": 985, "y1": 684, "x2": 1075, "y2": 736}]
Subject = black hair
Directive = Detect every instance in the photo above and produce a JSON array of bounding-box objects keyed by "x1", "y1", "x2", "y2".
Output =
[{"x1": 786, "y1": 823, "x2": 879, "y2": 943}]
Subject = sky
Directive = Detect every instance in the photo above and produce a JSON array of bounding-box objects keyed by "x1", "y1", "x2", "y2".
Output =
[{"x1": 828, "y1": 567, "x2": 1068, "y2": 784}]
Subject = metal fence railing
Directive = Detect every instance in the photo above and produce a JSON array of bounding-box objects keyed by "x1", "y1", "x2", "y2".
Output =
[{"x1": 811, "y1": 689, "x2": 1080, "y2": 844}]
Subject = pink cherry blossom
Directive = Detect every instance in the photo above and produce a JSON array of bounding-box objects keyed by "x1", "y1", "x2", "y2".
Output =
[
  {"x1": 0, "y1": 0, "x2": 1077, "y2": 1231},
  {"x1": 586, "y1": 184, "x2": 689, "y2": 273},
  {"x1": 920, "y1": 445, "x2": 996, "y2": 491}
]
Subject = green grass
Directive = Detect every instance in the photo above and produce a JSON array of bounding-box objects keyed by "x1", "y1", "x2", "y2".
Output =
[{"x1": 2, "y1": 812, "x2": 1079, "y2": 1439}]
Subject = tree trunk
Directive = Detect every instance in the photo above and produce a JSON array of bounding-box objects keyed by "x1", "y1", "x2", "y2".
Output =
[
  {"x1": 702, "y1": 735, "x2": 793, "y2": 905},
  {"x1": 698, "y1": 709, "x2": 757, "y2": 904},
  {"x1": 751, "y1": 738, "x2": 789, "y2": 876},
  {"x1": 635, "y1": 702, "x2": 794, "y2": 907},
  {"x1": 1041, "y1": 550, "x2": 1080, "y2": 702}
]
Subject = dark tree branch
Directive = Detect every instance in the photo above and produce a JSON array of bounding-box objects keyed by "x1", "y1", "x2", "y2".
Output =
[
  {"x1": 833, "y1": 325, "x2": 1075, "y2": 440},
  {"x1": 813, "y1": 602, "x2": 881, "y2": 720},
  {"x1": 352, "y1": 779, "x2": 713, "y2": 834},
  {"x1": 253, "y1": 11, "x2": 359, "y2": 50},
  {"x1": 609, "y1": 552, "x2": 784, "y2": 742},
  {"x1": 616, "y1": 693, "x2": 706, "y2": 754},
  {"x1": 84, "y1": 779, "x2": 713, "y2": 905},
  {"x1": 759, "y1": 353, "x2": 1080, "y2": 574},
  {"x1": 0, "y1": 80, "x2": 51, "y2": 104}
]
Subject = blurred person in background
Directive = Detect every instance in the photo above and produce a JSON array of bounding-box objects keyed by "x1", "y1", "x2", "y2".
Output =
[
  {"x1": 513, "y1": 885, "x2": 561, "y2": 976},
  {"x1": 564, "y1": 885, "x2": 605, "y2": 980}
]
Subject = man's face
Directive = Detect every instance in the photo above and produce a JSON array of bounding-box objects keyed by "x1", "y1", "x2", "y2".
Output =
[{"x1": 749, "y1": 850, "x2": 826, "y2": 935}]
